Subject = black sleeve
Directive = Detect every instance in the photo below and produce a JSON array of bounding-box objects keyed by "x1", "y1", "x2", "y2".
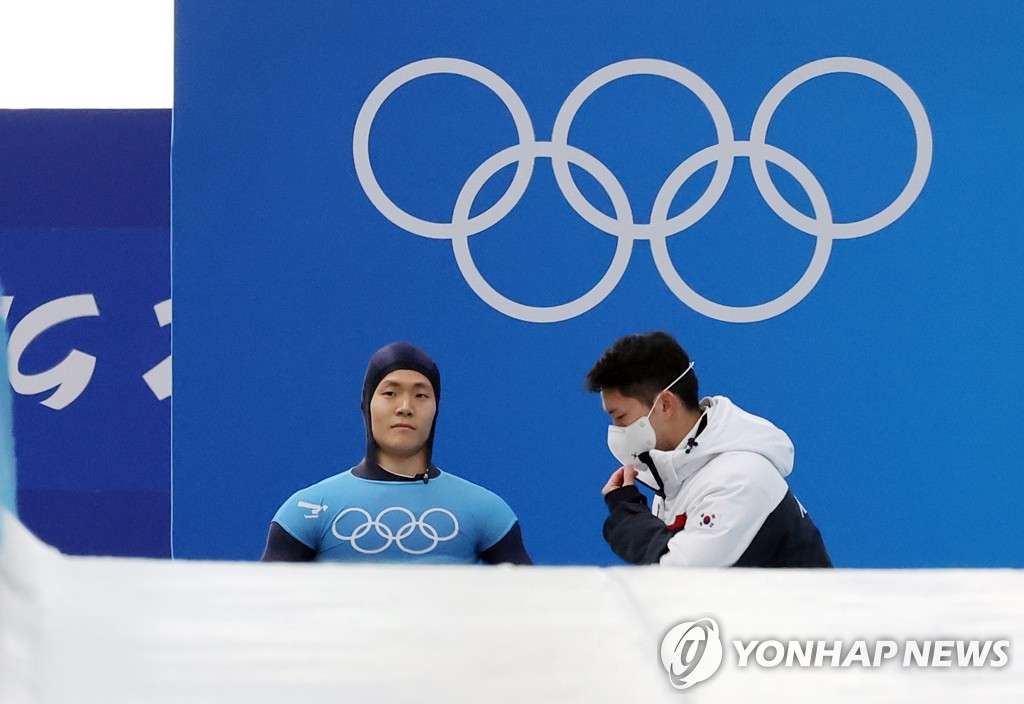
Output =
[
  {"x1": 602, "y1": 485, "x2": 673, "y2": 565},
  {"x1": 732, "y1": 490, "x2": 834, "y2": 568},
  {"x1": 479, "y1": 521, "x2": 533, "y2": 565},
  {"x1": 261, "y1": 521, "x2": 317, "y2": 562}
]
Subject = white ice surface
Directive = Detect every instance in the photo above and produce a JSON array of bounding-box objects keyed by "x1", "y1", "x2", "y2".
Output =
[{"x1": 2, "y1": 511, "x2": 1021, "y2": 703}]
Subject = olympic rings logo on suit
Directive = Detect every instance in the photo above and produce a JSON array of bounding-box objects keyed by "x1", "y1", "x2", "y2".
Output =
[
  {"x1": 331, "y1": 506, "x2": 460, "y2": 555},
  {"x1": 353, "y1": 57, "x2": 932, "y2": 323}
]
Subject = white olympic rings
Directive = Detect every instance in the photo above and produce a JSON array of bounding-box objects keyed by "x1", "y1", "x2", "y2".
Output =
[
  {"x1": 353, "y1": 57, "x2": 932, "y2": 323},
  {"x1": 331, "y1": 506, "x2": 460, "y2": 555}
]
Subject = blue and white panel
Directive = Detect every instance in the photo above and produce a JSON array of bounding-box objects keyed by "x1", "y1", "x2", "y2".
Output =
[
  {"x1": 0, "y1": 109, "x2": 171, "y2": 556},
  {"x1": 171, "y1": 2, "x2": 1023, "y2": 566}
]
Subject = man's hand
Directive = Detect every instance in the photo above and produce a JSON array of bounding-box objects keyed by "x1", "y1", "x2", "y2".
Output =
[{"x1": 602, "y1": 464, "x2": 638, "y2": 496}]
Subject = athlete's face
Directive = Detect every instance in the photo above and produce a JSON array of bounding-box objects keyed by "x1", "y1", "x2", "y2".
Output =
[
  {"x1": 601, "y1": 388, "x2": 651, "y2": 429},
  {"x1": 601, "y1": 387, "x2": 674, "y2": 452},
  {"x1": 369, "y1": 369, "x2": 437, "y2": 461}
]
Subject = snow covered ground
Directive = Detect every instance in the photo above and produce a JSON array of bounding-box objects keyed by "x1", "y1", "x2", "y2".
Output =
[{"x1": 2, "y1": 511, "x2": 1021, "y2": 703}]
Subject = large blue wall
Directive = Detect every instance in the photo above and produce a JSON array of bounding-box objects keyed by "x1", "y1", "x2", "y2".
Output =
[
  {"x1": 171, "y1": 2, "x2": 1024, "y2": 567},
  {"x1": 4, "y1": 3, "x2": 1022, "y2": 567},
  {"x1": 0, "y1": 110, "x2": 171, "y2": 556}
]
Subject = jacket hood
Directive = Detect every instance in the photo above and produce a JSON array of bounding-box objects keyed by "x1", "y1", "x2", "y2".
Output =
[{"x1": 642, "y1": 395, "x2": 794, "y2": 496}]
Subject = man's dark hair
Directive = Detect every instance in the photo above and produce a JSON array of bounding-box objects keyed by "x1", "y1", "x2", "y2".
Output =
[{"x1": 584, "y1": 331, "x2": 699, "y2": 410}]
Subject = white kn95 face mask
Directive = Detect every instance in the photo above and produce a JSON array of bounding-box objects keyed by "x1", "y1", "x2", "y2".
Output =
[{"x1": 605, "y1": 362, "x2": 694, "y2": 493}]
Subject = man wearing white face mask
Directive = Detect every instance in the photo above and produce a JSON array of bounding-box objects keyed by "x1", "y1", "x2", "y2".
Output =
[{"x1": 585, "y1": 331, "x2": 831, "y2": 568}]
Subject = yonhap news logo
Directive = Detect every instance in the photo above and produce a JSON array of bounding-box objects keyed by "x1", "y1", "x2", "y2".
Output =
[
  {"x1": 659, "y1": 617, "x2": 1011, "y2": 691},
  {"x1": 661, "y1": 618, "x2": 725, "y2": 690}
]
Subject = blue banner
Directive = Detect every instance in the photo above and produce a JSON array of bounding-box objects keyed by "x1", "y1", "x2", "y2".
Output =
[
  {"x1": 0, "y1": 110, "x2": 171, "y2": 556},
  {"x1": 172, "y1": 2, "x2": 1024, "y2": 566}
]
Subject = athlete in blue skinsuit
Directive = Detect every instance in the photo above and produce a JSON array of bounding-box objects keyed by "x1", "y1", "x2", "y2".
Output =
[{"x1": 262, "y1": 342, "x2": 531, "y2": 564}]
